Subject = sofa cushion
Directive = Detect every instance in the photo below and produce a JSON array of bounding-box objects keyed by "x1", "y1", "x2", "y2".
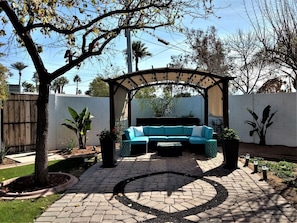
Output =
[
  {"x1": 133, "y1": 126, "x2": 144, "y2": 137},
  {"x1": 143, "y1": 126, "x2": 150, "y2": 135},
  {"x1": 148, "y1": 136, "x2": 168, "y2": 142},
  {"x1": 130, "y1": 136, "x2": 149, "y2": 144},
  {"x1": 149, "y1": 126, "x2": 165, "y2": 136},
  {"x1": 164, "y1": 126, "x2": 184, "y2": 136},
  {"x1": 189, "y1": 136, "x2": 207, "y2": 144},
  {"x1": 183, "y1": 126, "x2": 194, "y2": 136},
  {"x1": 191, "y1": 126, "x2": 203, "y2": 137},
  {"x1": 167, "y1": 136, "x2": 189, "y2": 141}
]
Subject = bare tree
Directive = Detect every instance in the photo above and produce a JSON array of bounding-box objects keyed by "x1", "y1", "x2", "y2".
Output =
[
  {"x1": 0, "y1": 0, "x2": 214, "y2": 186},
  {"x1": 247, "y1": 0, "x2": 297, "y2": 89},
  {"x1": 224, "y1": 29, "x2": 275, "y2": 94},
  {"x1": 169, "y1": 26, "x2": 228, "y2": 75}
]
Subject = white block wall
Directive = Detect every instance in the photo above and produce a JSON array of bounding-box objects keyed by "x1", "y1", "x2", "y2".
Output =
[
  {"x1": 47, "y1": 93, "x2": 297, "y2": 150},
  {"x1": 229, "y1": 93, "x2": 297, "y2": 147},
  {"x1": 131, "y1": 96, "x2": 204, "y2": 125},
  {"x1": 48, "y1": 94, "x2": 110, "y2": 150}
]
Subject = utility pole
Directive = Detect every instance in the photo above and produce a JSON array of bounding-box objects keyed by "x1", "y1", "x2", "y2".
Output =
[
  {"x1": 125, "y1": 29, "x2": 133, "y2": 73},
  {"x1": 125, "y1": 0, "x2": 133, "y2": 73}
]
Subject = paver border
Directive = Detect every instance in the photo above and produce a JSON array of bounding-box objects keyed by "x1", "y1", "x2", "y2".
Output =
[{"x1": 113, "y1": 171, "x2": 228, "y2": 223}]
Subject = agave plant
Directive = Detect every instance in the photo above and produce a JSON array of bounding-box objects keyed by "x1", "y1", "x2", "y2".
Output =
[
  {"x1": 0, "y1": 142, "x2": 10, "y2": 164},
  {"x1": 62, "y1": 107, "x2": 94, "y2": 149},
  {"x1": 245, "y1": 105, "x2": 276, "y2": 146}
]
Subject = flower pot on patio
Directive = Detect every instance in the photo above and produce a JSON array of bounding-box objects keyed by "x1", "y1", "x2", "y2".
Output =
[
  {"x1": 98, "y1": 128, "x2": 118, "y2": 168},
  {"x1": 100, "y1": 139, "x2": 116, "y2": 168},
  {"x1": 220, "y1": 128, "x2": 240, "y2": 169},
  {"x1": 221, "y1": 139, "x2": 239, "y2": 169}
]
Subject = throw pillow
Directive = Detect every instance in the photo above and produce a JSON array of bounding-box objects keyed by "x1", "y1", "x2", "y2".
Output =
[
  {"x1": 134, "y1": 126, "x2": 144, "y2": 137},
  {"x1": 191, "y1": 126, "x2": 203, "y2": 137}
]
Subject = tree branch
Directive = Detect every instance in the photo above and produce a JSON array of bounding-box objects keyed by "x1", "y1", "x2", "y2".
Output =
[
  {"x1": 26, "y1": 2, "x2": 172, "y2": 35},
  {"x1": 0, "y1": 1, "x2": 49, "y2": 82}
]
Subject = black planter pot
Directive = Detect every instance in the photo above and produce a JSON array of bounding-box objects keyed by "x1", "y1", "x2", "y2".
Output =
[
  {"x1": 100, "y1": 139, "x2": 116, "y2": 168},
  {"x1": 221, "y1": 139, "x2": 239, "y2": 169}
]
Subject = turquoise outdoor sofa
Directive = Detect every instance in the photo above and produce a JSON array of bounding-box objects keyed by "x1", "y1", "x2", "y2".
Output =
[{"x1": 124, "y1": 125, "x2": 214, "y2": 154}]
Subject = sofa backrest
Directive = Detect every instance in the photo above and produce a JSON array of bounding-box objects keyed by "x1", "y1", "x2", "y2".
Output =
[
  {"x1": 183, "y1": 126, "x2": 194, "y2": 136},
  {"x1": 124, "y1": 127, "x2": 134, "y2": 140},
  {"x1": 124, "y1": 125, "x2": 213, "y2": 139},
  {"x1": 203, "y1": 125, "x2": 213, "y2": 139}
]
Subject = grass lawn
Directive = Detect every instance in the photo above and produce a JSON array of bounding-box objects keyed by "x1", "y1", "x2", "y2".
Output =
[
  {"x1": 0, "y1": 194, "x2": 61, "y2": 223},
  {"x1": 0, "y1": 157, "x2": 89, "y2": 223}
]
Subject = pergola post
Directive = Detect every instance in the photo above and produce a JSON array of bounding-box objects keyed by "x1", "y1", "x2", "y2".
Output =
[
  {"x1": 204, "y1": 89, "x2": 208, "y2": 125},
  {"x1": 109, "y1": 81, "x2": 115, "y2": 130},
  {"x1": 128, "y1": 91, "x2": 132, "y2": 127},
  {"x1": 222, "y1": 79, "x2": 229, "y2": 128}
]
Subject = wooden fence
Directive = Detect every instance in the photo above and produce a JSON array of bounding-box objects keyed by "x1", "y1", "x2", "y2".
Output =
[{"x1": 2, "y1": 94, "x2": 38, "y2": 153}]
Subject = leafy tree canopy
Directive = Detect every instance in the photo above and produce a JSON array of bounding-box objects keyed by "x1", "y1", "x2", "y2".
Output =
[
  {"x1": 0, "y1": 43, "x2": 9, "y2": 103},
  {"x1": 134, "y1": 86, "x2": 156, "y2": 98},
  {"x1": 0, "y1": 64, "x2": 9, "y2": 102},
  {"x1": 86, "y1": 76, "x2": 109, "y2": 97}
]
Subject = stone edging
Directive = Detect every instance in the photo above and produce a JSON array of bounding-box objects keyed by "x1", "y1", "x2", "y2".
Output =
[{"x1": 1, "y1": 172, "x2": 78, "y2": 200}]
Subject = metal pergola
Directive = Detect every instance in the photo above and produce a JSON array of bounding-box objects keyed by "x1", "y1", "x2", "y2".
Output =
[{"x1": 104, "y1": 67, "x2": 234, "y2": 130}]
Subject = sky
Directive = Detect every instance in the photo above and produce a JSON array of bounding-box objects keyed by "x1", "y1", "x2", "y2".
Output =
[{"x1": 1, "y1": 0, "x2": 254, "y2": 95}]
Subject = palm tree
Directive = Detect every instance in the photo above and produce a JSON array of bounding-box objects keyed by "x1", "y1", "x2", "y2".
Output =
[
  {"x1": 22, "y1": 81, "x2": 36, "y2": 92},
  {"x1": 51, "y1": 79, "x2": 61, "y2": 93},
  {"x1": 32, "y1": 72, "x2": 39, "y2": 92},
  {"x1": 132, "y1": 41, "x2": 152, "y2": 71},
  {"x1": 51, "y1": 77, "x2": 69, "y2": 94},
  {"x1": 59, "y1": 77, "x2": 69, "y2": 93},
  {"x1": 73, "y1": 75, "x2": 81, "y2": 95},
  {"x1": 11, "y1": 62, "x2": 28, "y2": 93}
]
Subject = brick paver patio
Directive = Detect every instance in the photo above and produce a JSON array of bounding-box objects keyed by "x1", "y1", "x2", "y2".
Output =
[{"x1": 35, "y1": 150, "x2": 297, "y2": 223}]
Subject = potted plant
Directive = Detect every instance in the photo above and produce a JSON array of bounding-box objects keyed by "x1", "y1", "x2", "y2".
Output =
[
  {"x1": 98, "y1": 128, "x2": 118, "y2": 168},
  {"x1": 220, "y1": 128, "x2": 240, "y2": 169}
]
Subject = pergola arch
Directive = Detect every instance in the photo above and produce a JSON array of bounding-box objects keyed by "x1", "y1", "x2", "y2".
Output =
[{"x1": 104, "y1": 67, "x2": 234, "y2": 130}]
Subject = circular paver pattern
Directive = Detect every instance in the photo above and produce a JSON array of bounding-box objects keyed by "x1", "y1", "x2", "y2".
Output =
[{"x1": 113, "y1": 171, "x2": 228, "y2": 223}]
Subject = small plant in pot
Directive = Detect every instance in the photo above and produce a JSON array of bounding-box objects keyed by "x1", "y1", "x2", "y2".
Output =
[
  {"x1": 220, "y1": 128, "x2": 240, "y2": 169},
  {"x1": 98, "y1": 128, "x2": 118, "y2": 168}
]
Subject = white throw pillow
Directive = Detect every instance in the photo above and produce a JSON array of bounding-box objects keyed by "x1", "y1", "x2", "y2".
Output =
[
  {"x1": 134, "y1": 126, "x2": 144, "y2": 137},
  {"x1": 191, "y1": 126, "x2": 203, "y2": 137}
]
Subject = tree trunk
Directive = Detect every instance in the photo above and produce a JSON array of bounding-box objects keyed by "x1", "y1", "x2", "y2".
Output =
[
  {"x1": 34, "y1": 82, "x2": 50, "y2": 186},
  {"x1": 135, "y1": 57, "x2": 139, "y2": 71},
  {"x1": 259, "y1": 136, "x2": 266, "y2": 146},
  {"x1": 79, "y1": 134, "x2": 84, "y2": 149}
]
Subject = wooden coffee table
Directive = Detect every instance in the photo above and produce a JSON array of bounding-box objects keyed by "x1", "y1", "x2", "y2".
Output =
[{"x1": 157, "y1": 142, "x2": 182, "y2": 157}]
